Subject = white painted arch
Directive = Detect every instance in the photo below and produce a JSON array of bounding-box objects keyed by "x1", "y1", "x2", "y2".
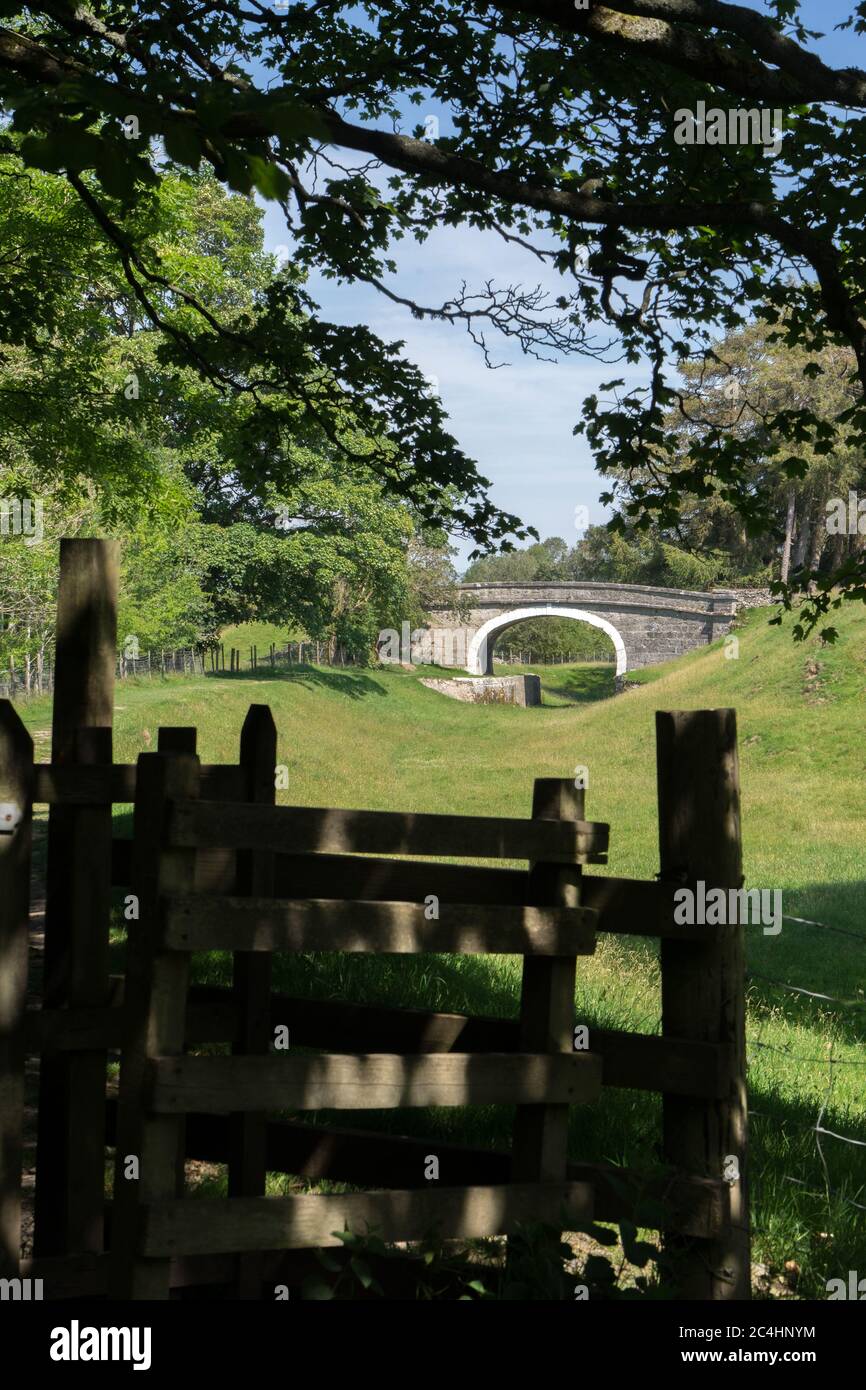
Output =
[{"x1": 466, "y1": 605, "x2": 628, "y2": 677}]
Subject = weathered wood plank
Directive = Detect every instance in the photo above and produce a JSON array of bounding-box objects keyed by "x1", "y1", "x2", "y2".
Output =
[
  {"x1": 102, "y1": 1101, "x2": 727, "y2": 1241},
  {"x1": 34, "y1": 762, "x2": 244, "y2": 807},
  {"x1": 26, "y1": 1006, "x2": 123, "y2": 1054},
  {"x1": 510, "y1": 779, "x2": 584, "y2": 1278},
  {"x1": 157, "y1": 730, "x2": 199, "y2": 1204},
  {"x1": 580, "y1": 875, "x2": 721, "y2": 940},
  {"x1": 261, "y1": 996, "x2": 724, "y2": 1097},
  {"x1": 140, "y1": 1182, "x2": 595, "y2": 1257},
  {"x1": 0, "y1": 703, "x2": 33, "y2": 1277},
  {"x1": 272, "y1": 851, "x2": 527, "y2": 906},
  {"x1": 168, "y1": 799, "x2": 609, "y2": 863},
  {"x1": 147, "y1": 1051, "x2": 602, "y2": 1114},
  {"x1": 656, "y1": 709, "x2": 750, "y2": 1301},
  {"x1": 162, "y1": 894, "x2": 598, "y2": 956},
  {"x1": 231, "y1": 705, "x2": 277, "y2": 1298},
  {"x1": 271, "y1": 860, "x2": 714, "y2": 940},
  {"x1": 111, "y1": 752, "x2": 200, "y2": 1300},
  {"x1": 120, "y1": 842, "x2": 716, "y2": 941},
  {"x1": 26, "y1": 992, "x2": 725, "y2": 1099},
  {"x1": 35, "y1": 539, "x2": 118, "y2": 1260}
]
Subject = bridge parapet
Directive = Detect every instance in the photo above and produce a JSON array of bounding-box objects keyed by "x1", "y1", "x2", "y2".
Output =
[{"x1": 419, "y1": 581, "x2": 738, "y2": 676}]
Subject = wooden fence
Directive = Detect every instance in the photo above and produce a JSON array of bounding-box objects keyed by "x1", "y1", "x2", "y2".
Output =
[
  {"x1": 0, "y1": 538, "x2": 750, "y2": 1300},
  {"x1": 0, "y1": 637, "x2": 359, "y2": 701}
]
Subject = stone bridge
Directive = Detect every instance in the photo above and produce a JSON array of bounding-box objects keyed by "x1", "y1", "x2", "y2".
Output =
[{"x1": 417, "y1": 581, "x2": 739, "y2": 679}]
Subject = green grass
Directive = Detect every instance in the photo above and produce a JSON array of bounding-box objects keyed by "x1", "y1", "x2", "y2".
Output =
[
  {"x1": 219, "y1": 619, "x2": 305, "y2": 652},
  {"x1": 18, "y1": 603, "x2": 866, "y2": 1296},
  {"x1": 492, "y1": 659, "x2": 617, "y2": 705}
]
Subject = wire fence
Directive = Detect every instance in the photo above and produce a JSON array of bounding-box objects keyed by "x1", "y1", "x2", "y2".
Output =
[
  {"x1": 1, "y1": 639, "x2": 623, "y2": 700},
  {"x1": 744, "y1": 913, "x2": 866, "y2": 1226},
  {"x1": 497, "y1": 648, "x2": 616, "y2": 666},
  {"x1": 0, "y1": 639, "x2": 361, "y2": 701}
]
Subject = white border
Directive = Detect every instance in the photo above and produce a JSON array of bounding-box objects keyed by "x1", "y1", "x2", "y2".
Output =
[{"x1": 465, "y1": 605, "x2": 628, "y2": 677}]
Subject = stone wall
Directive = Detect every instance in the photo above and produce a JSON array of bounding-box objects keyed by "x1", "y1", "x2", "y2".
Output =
[
  {"x1": 713, "y1": 586, "x2": 774, "y2": 610},
  {"x1": 420, "y1": 674, "x2": 542, "y2": 707}
]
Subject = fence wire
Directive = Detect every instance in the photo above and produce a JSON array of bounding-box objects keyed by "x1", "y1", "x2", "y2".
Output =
[
  {"x1": 749, "y1": 947, "x2": 865, "y2": 1228},
  {"x1": 0, "y1": 639, "x2": 360, "y2": 700}
]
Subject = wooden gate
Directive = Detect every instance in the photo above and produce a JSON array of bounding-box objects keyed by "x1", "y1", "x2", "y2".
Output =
[{"x1": 0, "y1": 539, "x2": 750, "y2": 1300}]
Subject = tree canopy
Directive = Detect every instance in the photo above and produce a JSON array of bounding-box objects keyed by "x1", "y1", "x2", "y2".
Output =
[
  {"x1": 0, "y1": 165, "x2": 440, "y2": 670},
  {"x1": 1, "y1": 2, "x2": 866, "y2": 623}
]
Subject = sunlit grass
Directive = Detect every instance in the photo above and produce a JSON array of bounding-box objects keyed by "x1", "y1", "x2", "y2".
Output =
[{"x1": 19, "y1": 602, "x2": 866, "y2": 1295}]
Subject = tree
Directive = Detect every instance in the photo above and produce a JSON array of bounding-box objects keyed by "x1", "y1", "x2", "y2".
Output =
[
  {"x1": 0, "y1": 164, "x2": 432, "y2": 661},
  {"x1": 637, "y1": 321, "x2": 866, "y2": 600},
  {"x1": 401, "y1": 532, "x2": 466, "y2": 631},
  {"x1": 2, "y1": 1, "x2": 866, "y2": 624},
  {"x1": 464, "y1": 537, "x2": 571, "y2": 584}
]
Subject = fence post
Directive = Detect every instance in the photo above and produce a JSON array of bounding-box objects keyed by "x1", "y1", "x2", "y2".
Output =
[
  {"x1": 157, "y1": 728, "x2": 198, "y2": 1200},
  {"x1": 230, "y1": 705, "x2": 277, "y2": 1297},
  {"x1": 510, "y1": 778, "x2": 585, "y2": 1276},
  {"x1": 656, "y1": 708, "x2": 749, "y2": 1299},
  {"x1": 0, "y1": 702, "x2": 33, "y2": 1277},
  {"x1": 112, "y1": 750, "x2": 201, "y2": 1299},
  {"x1": 34, "y1": 538, "x2": 118, "y2": 1259}
]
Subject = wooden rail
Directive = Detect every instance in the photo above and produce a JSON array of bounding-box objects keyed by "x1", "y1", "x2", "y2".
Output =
[
  {"x1": 139, "y1": 1183, "x2": 596, "y2": 1258},
  {"x1": 112, "y1": 841, "x2": 717, "y2": 941},
  {"x1": 167, "y1": 798, "x2": 610, "y2": 862},
  {"x1": 161, "y1": 894, "x2": 598, "y2": 955},
  {"x1": 26, "y1": 988, "x2": 727, "y2": 1098},
  {"x1": 145, "y1": 1051, "x2": 603, "y2": 1113}
]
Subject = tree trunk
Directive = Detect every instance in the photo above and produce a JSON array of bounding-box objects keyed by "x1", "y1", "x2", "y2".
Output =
[
  {"x1": 780, "y1": 489, "x2": 796, "y2": 583},
  {"x1": 791, "y1": 511, "x2": 810, "y2": 575},
  {"x1": 807, "y1": 503, "x2": 826, "y2": 590}
]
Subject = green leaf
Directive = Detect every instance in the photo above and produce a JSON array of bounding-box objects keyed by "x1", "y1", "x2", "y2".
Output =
[
  {"x1": 21, "y1": 127, "x2": 104, "y2": 173},
  {"x1": 350, "y1": 1256, "x2": 375, "y2": 1289},
  {"x1": 220, "y1": 148, "x2": 254, "y2": 195},
  {"x1": 266, "y1": 100, "x2": 328, "y2": 143},
  {"x1": 301, "y1": 1276, "x2": 335, "y2": 1300},
  {"x1": 163, "y1": 124, "x2": 203, "y2": 170},
  {"x1": 94, "y1": 153, "x2": 138, "y2": 201},
  {"x1": 246, "y1": 156, "x2": 293, "y2": 201}
]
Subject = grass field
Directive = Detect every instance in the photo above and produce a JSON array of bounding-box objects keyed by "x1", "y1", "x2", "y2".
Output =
[
  {"x1": 19, "y1": 603, "x2": 866, "y2": 1296},
  {"x1": 219, "y1": 619, "x2": 305, "y2": 654}
]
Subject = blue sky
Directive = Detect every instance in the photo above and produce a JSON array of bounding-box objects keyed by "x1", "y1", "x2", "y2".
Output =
[{"x1": 259, "y1": 1, "x2": 864, "y2": 566}]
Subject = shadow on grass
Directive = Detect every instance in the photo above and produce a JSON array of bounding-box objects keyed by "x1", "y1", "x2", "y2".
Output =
[
  {"x1": 203, "y1": 663, "x2": 388, "y2": 701},
  {"x1": 102, "y1": 868, "x2": 866, "y2": 1295},
  {"x1": 187, "y1": 940, "x2": 864, "y2": 1297},
  {"x1": 538, "y1": 666, "x2": 617, "y2": 706}
]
